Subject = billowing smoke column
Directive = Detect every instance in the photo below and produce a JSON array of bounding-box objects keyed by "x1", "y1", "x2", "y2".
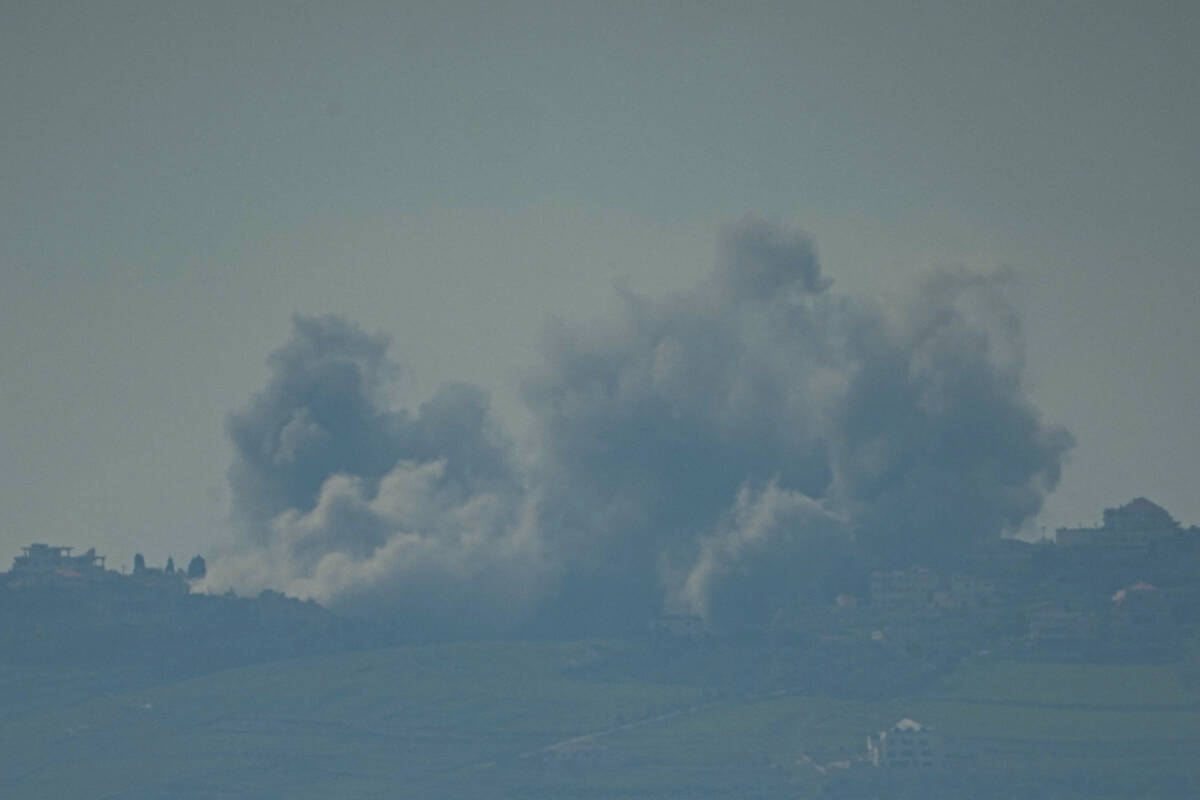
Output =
[
  {"x1": 827, "y1": 269, "x2": 1073, "y2": 567},
  {"x1": 523, "y1": 221, "x2": 848, "y2": 632},
  {"x1": 209, "y1": 315, "x2": 543, "y2": 637},
  {"x1": 206, "y1": 220, "x2": 1071, "y2": 636},
  {"x1": 524, "y1": 219, "x2": 1070, "y2": 632}
]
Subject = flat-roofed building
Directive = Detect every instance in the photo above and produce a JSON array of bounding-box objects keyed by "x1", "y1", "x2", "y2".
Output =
[
  {"x1": 9, "y1": 543, "x2": 106, "y2": 584},
  {"x1": 867, "y1": 719, "x2": 940, "y2": 768},
  {"x1": 1057, "y1": 498, "x2": 1182, "y2": 554}
]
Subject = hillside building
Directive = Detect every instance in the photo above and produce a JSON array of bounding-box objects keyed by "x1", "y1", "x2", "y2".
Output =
[
  {"x1": 8, "y1": 543, "x2": 106, "y2": 584},
  {"x1": 867, "y1": 719, "x2": 940, "y2": 768},
  {"x1": 5, "y1": 544, "x2": 203, "y2": 595},
  {"x1": 1056, "y1": 498, "x2": 1182, "y2": 554}
]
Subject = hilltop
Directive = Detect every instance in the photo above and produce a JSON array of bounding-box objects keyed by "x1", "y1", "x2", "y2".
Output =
[
  {"x1": 0, "y1": 544, "x2": 383, "y2": 719},
  {"x1": 3, "y1": 497, "x2": 1200, "y2": 797}
]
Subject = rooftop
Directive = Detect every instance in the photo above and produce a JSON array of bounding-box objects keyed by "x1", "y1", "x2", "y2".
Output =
[{"x1": 893, "y1": 718, "x2": 925, "y2": 732}]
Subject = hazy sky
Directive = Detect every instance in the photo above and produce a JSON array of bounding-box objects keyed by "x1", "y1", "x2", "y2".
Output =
[{"x1": 2, "y1": 0, "x2": 1197, "y2": 568}]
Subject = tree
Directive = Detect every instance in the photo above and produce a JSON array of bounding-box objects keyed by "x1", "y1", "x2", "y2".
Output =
[
  {"x1": 187, "y1": 555, "x2": 207, "y2": 580},
  {"x1": 165, "y1": 557, "x2": 175, "y2": 574}
]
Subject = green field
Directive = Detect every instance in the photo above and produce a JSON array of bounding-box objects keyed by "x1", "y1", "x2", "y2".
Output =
[{"x1": 2, "y1": 644, "x2": 1199, "y2": 798}]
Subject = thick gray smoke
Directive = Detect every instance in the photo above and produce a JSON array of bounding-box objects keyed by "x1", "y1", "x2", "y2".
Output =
[
  {"x1": 523, "y1": 219, "x2": 1070, "y2": 631},
  {"x1": 206, "y1": 221, "x2": 1071, "y2": 635},
  {"x1": 827, "y1": 270, "x2": 1073, "y2": 566},
  {"x1": 206, "y1": 315, "x2": 543, "y2": 636}
]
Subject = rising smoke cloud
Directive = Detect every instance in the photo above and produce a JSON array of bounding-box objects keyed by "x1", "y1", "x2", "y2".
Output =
[
  {"x1": 206, "y1": 315, "x2": 544, "y2": 636},
  {"x1": 205, "y1": 220, "x2": 1071, "y2": 635}
]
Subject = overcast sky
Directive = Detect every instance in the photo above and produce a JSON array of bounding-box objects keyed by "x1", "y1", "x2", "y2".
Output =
[{"x1": 2, "y1": 0, "x2": 1197, "y2": 568}]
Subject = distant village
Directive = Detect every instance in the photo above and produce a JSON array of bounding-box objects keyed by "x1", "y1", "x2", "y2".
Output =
[
  {"x1": 0, "y1": 540, "x2": 344, "y2": 677},
  {"x1": 5, "y1": 496, "x2": 1199, "y2": 784},
  {"x1": 3, "y1": 542, "x2": 206, "y2": 592},
  {"x1": 536, "y1": 491, "x2": 1200, "y2": 796},
  {"x1": 6, "y1": 496, "x2": 1199, "y2": 672},
  {"x1": 649, "y1": 497, "x2": 1200, "y2": 665},
  {"x1": 645, "y1": 497, "x2": 1200, "y2": 784}
]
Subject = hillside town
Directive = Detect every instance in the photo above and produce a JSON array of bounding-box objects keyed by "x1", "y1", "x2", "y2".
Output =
[
  {"x1": 642, "y1": 498, "x2": 1200, "y2": 666},
  {"x1": 865, "y1": 496, "x2": 1199, "y2": 664},
  {"x1": 6, "y1": 496, "x2": 1198, "y2": 670},
  {"x1": 1, "y1": 497, "x2": 1198, "y2": 798},
  {"x1": 642, "y1": 497, "x2": 1200, "y2": 785},
  {"x1": 5, "y1": 542, "x2": 204, "y2": 590},
  {"x1": 0, "y1": 539, "x2": 351, "y2": 679}
]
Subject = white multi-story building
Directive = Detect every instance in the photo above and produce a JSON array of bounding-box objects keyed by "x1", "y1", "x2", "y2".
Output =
[{"x1": 867, "y1": 719, "x2": 940, "y2": 768}]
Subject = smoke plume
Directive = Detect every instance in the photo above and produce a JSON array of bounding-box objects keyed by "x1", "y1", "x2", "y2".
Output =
[
  {"x1": 206, "y1": 315, "x2": 543, "y2": 636},
  {"x1": 206, "y1": 220, "x2": 1071, "y2": 635}
]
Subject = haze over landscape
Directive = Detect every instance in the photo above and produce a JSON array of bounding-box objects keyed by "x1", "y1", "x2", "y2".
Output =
[
  {"x1": 2, "y1": 0, "x2": 1198, "y2": 571},
  {"x1": 2, "y1": 3, "x2": 1199, "y2": 798},
  {"x1": 199, "y1": 220, "x2": 1070, "y2": 635}
]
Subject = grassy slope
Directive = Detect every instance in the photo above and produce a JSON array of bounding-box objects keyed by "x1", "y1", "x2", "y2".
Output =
[
  {"x1": 2, "y1": 645, "x2": 1199, "y2": 799},
  {"x1": 0, "y1": 642, "x2": 711, "y2": 799}
]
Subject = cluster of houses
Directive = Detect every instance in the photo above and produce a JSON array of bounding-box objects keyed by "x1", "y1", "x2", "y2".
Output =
[
  {"x1": 9, "y1": 498, "x2": 1196, "y2": 780},
  {"x1": 7, "y1": 543, "x2": 108, "y2": 584},
  {"x1": 867, "y1": 718, "x2": 940, "y2": 769},
  {"x1": 3, "y1": 541, "x2": 205, "y2": 593},
  {"x1": 653, "y1": 498, "x2": 1198, "y2": 666},
  {"x1": 655, "y1": 498, "x2": 1199, "y2": 776}
]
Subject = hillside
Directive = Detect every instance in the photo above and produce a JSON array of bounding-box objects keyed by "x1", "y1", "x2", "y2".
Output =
[{"x1": 2, "y1": 642, "x2": 1199, "y2": 799}]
